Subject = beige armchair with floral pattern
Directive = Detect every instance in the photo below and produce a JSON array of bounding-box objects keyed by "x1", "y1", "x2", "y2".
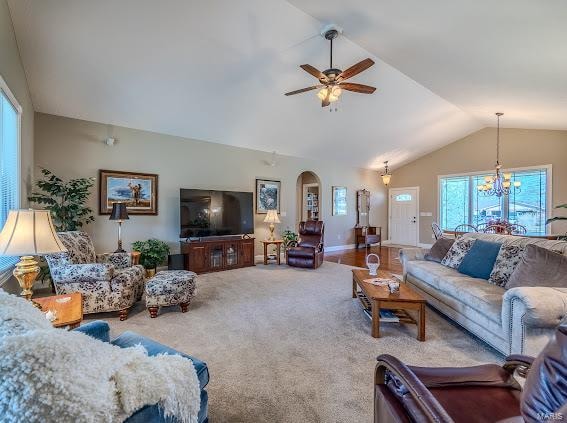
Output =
[{"x1": 44, "y1": 231, "x2": 145, "y2": 320}]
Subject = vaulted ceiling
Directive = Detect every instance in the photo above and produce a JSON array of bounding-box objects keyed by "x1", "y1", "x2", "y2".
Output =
[{"x1": 7, "y1": 0, "x2": 567, "y2": 170}]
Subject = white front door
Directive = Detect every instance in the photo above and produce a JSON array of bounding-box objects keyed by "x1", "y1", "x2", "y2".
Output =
[{"x1": 389, "y1": 187, "x2": 419, "y2": 246}]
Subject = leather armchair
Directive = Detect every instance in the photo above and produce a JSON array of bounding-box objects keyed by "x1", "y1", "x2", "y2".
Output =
[
  {"x1": 287, "y1": 221, "x2": 324, "y2": 269},
  {"x1": 374, "y1": 325, "x2": 567, "y2": 422}
]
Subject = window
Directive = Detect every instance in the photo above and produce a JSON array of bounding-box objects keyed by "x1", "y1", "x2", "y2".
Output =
[
  {"x1": 395, "y1": 194, "x2": 412, "y2": 202},
  {"x1": 0, "y1": 76, "x2": 21, "y2": 274},
  {"x1": 439, "y1": 167, "x2": 550, "y2": 234}
]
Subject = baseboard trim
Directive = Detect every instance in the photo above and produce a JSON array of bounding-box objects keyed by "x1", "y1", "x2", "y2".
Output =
[
  {"x1": 383, "y1": 240, "x2": 433, "y2": 249},
  {"x1": 324, "y1": 244, "x2": 356, "y2": 252}
]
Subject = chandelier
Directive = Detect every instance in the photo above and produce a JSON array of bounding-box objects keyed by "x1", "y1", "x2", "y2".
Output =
[
  {"x1": 381, "y1": 161, "x2": 391, "y2": 186},
  {"x1": 477, "y1": 113, "x2": 520, "y2": 197}
]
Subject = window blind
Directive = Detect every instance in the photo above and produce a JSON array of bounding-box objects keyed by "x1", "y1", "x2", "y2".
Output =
[{"x1": 0, "y1": 90, "x2": 19, "y2": 273}]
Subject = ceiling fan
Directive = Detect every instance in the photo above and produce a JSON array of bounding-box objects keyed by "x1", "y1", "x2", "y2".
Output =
[{"x1": 285, "y1": 26, "x2": 376, "y2": 107}]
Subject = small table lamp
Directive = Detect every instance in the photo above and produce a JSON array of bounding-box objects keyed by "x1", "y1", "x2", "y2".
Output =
[
  {"x1": 264, "y1": 209, "x2": 280, "y2": 241},
  {"x1": 109, "y1": 202, "x2": 129, "y2": 253},
  {"x1": 0, "y1": 209, "x2": 67, "y2": 301}
]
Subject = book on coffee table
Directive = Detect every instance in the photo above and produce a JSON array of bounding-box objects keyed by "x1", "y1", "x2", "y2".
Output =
[
  {"x1": 362, "y1": 307, "x2": 400, "y2": 323},
  {"x1": 363, "y1": 277, "x2": 392, "y2": 286}
]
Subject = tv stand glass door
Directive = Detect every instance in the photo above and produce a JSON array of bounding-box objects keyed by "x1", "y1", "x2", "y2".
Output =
[
  {"x1": 209, "y1": 243, "x2": 224, "y2": 270},
  {"x1": 224, "y1": 241, "x2": 239, "y2": 268}
]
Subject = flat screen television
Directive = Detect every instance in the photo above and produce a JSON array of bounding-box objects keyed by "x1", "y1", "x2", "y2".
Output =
[{"x1": 180, "y1": 189, "x2": 254, "y2": 238}]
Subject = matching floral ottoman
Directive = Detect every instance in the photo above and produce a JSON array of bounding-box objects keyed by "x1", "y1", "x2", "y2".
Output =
[{"x1": 145, "y1": 270, "x2": 197, "y2": 318}]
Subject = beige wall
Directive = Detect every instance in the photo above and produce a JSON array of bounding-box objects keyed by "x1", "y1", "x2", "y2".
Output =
[
  {"x1": 1, "y1": 0, "x2": 34, "y2": 292},
  {"x1": 389, "y1": 127, "x2": 567, "y2": 244},
  {"x1": 34, "y1": 113, "x2": 387, "y2": 254},
  {"x1": 0, "y1": 0, "x2": 34, "y2": 203}
]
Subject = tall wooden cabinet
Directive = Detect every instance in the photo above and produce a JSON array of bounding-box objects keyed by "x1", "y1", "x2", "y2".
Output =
[{"x1": 180, "y1": 237, "x2": 255, "y2": 274}]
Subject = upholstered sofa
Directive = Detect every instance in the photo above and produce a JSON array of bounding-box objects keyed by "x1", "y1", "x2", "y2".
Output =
[
  {"x1": 400, "y1": 233, "x2": 567, "y2": 356},
  {"x1": 76, "y1": 321, "x2": 210, "y2": 423},
  {"x1": 45, "y1": 231, "x2": 145, "y2": 320}
]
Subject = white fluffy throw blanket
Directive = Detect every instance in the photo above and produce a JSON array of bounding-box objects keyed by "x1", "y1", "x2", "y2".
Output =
[{"x1": 0, "y1": 295, "x2": 200, "y2": 422}]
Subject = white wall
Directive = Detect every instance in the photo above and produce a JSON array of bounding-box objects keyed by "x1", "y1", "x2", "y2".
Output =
[{"x1": 35, "y1": 113, "x2": 387, "y2": 254}]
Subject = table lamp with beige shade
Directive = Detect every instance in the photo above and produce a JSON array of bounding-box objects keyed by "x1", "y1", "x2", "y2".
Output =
[
  {"x1": 263, "y1": 209, "x2": 280, "y2": 241},
  {"x1": 0, "y1": 209, "x2": 67, "y2": 301}
]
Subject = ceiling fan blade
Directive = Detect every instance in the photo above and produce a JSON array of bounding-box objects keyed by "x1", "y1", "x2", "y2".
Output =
[
  {"x1": 339, "y1": 83, "x2": 376, "y2": 94},
  {"x1": 337, "y1": 58, "x2": 375, "y2": 81},
  {"x1": 300, "y1": 64, "x2": 327, "y2": 81},
  {"x1": 284, "y1": 85, "x2": 323, "y2": 96}
]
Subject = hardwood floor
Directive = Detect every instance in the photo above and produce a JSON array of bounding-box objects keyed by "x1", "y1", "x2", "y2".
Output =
[{"x1": 325, "y1": 245, "x2": 402, "y2": 273}]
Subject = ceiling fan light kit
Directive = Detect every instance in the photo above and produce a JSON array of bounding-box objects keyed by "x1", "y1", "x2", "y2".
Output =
[{"x1": 285, "y1": 25, "x2": 377, "y2": 108}]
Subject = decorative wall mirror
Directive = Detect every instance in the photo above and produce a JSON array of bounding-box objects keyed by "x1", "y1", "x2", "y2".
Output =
[{"x1": 356, "y1": 189, "x2": 370, "y2": 227}]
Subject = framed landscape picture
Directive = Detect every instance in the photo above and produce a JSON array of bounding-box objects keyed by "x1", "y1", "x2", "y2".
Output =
[
  {"x1": 99, "y1": 170, "x2": 158, "y2": 215},
  {"x1": 332, "y1": 186, "x2": 347, "y2": 216},
  {"x1": 256, "y1": 179, "x2": 281, "y2": 214}
]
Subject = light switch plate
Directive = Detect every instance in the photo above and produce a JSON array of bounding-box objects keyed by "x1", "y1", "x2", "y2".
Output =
[
  {"x1": 280, "y1": 211, "x2": 287, "y2": 217},
  {"x1": 420, "y1": 212, "x2": 433, "y2": 217}
]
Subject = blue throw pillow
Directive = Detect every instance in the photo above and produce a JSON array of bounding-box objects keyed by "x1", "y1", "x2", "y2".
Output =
[{"x1": 458, "y1": 240, "x2": 502, "y2": 280}]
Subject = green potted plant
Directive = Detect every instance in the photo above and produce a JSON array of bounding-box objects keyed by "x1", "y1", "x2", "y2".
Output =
[
  {"x1": 132, "y1": 239, "x2": 170, "y2": 277},
  {"x1": 282, "y1": 229, "x2": 299, "y2": 253},
  {"x1": 28, "y1": 168, "x2": 96, "y2": 290},
  {"x1": 28, "y1": 168, "x2": 95, "y2": 231},
  {"x1": 547, "y1": 204, "x2": 567, "y2": 241}
]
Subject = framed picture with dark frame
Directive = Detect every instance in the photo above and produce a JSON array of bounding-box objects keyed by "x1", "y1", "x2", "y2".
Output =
[
  {"x1": 332, "y1": 186, "x2": 347, "y2": 216},
  {"x1": 99, "y1": 169, "x2": 158, "y2": 215},
  {"x1": 256, "y1": 179, "x2": 281, "y2": 214}
]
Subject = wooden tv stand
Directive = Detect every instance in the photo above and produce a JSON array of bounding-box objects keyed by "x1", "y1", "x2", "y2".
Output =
[{"x1": 180, "y1": 237, "x2": 255, "y2": 274}]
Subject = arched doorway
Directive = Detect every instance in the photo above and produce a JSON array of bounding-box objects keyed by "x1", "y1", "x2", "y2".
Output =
[{"x1": 296, "y1": 171, "x2": 322, "y2": 227}]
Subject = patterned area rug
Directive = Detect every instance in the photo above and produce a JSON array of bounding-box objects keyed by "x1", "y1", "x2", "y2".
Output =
[{"x1": 86, "y1": 261, "x2": 502, "y2": 423}]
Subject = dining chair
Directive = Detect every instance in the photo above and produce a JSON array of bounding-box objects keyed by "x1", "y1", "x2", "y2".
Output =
[
  {"x1": 431, "y1": 222, "x2": 444, "y2": 240},
  {"x1": 509, "y1": 224, "x2": 527, "y2": 235},
  {"x1": 453, "y1": 224, "x2": 478, "y2": 238}
]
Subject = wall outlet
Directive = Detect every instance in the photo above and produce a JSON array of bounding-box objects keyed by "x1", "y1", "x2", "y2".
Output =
[
  {"x1": 337, "y1": 234, "x2": 342, "y2": 240},
  {"x1": 432, "y1": 234, "x2": 436, "y2": 239}
]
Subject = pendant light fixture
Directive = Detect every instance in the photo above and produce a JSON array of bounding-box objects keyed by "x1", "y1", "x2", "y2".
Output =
[
  {"x1": 381, "y1": 161, "x2": 392, "y2": 186},
  {"x1": 477, "y1": 113, "x2": 521, "y2": 197}
]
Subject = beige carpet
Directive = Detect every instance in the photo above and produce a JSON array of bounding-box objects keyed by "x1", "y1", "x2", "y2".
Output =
[{"x1": 86, "y1": 262, "x2": 502, "y2": 423}]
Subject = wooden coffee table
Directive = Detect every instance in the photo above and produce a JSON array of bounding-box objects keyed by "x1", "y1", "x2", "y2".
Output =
[
  {"x1": 35, "y1": 293, "x2": 83, "y2": 329},
  {"x1": 352, "y1": 269, "x2": 426, "y2": 341}
]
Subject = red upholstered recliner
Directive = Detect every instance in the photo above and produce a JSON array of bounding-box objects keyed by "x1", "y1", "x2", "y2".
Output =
[
  {"x1": 374, "y1": 324, "x2": 567, "y2": 423},
  {"x1": 286, "y1": 221, "x2": 324, "y2": 269}
]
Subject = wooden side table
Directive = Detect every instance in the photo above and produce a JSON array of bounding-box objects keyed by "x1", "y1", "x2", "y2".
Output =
[
  {"x1": 35, "y1": 293, "x2": 83, "y2": 329},
  {"x1": 261, "y1": 240, "x2": 284, "y2": 265},
  {"x1": 354, "y1": 226, "x2": 382, "y2": 249}
]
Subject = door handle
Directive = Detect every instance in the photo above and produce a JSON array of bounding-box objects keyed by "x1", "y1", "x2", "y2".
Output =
[{"x1": 411, "y1": 217, "x2": 417, "y2": 223}]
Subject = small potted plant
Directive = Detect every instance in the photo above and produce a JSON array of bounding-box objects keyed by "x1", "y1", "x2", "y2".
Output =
[
  {"x1": 132, "y1": 239, "x2": 170, "y2": 277},
  {"x1": 282, "y1": 229, "x2": 299, "y2": 260}
]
